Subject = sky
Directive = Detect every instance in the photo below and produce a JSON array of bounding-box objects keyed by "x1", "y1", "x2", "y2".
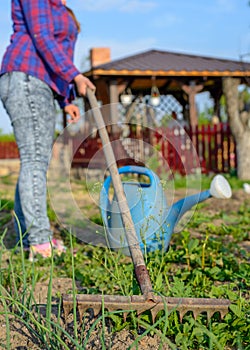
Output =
[{"x1": 0, "y1": 0, "x2": 250, "y2": 133}]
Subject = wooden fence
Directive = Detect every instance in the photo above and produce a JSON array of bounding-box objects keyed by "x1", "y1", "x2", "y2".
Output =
[
  {"x1": 156, "y1": 123, "x2": 237, "y2": 175},
  {"x1": 0, "y1": 141, "x2": 19, "y2": 159},
  {"x1": 0, "y1": 123, "x2": 237, "y2": 175},
  {"x1": 191, "y1": 123, "x2": 237, "y2": 174}
]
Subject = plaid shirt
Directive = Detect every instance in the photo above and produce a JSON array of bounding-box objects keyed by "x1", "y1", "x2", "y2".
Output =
[{"x1": 0, "y1": 0, "x2": 80, "y2": 106}]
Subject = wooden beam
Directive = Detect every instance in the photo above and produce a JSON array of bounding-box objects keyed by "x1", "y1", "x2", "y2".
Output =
[
  {"x1": 86, "y1": 68, "x2": 250, "y2": 77},
  {"x1": 182, "y1": 82, "x2": 203, "y2": 128},
  {"x1": 109, "y1": 80, "x2": 119, "y2": 133},
  {"x1": 210, "y1": 89, "x2": 223, "y2": 119}
]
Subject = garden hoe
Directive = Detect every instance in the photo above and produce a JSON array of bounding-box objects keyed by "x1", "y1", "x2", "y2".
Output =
[{"x1": 63, "y1": 88, "x2": 230, "y2": 322}]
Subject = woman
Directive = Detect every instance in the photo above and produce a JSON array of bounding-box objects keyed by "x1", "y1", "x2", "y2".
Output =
[{"x1": 0, "y1": 0, "x2": 95, "y2": 260}]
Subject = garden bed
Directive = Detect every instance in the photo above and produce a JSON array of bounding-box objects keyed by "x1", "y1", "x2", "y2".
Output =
[{"x1": 0, "y1": 174, "x2": 249, "y2": 349}]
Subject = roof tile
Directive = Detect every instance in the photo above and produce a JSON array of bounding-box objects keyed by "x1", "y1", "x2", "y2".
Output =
[{"x1": 93, "y1": 49, "x2": 250, "y2": 73}]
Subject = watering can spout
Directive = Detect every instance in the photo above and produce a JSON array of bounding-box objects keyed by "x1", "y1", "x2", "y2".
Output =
[
  {"x1": 167, "y1": 190, "x2": 211, "y2": 231},
  {"x1": 167, "y1": 174, "x2": 232, "y2": 233}
]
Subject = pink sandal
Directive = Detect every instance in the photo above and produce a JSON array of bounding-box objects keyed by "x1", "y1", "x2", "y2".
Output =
[
  {"x1": 29, "y1": 239, "x2": 66, "y2": 262},
  {"x1": 51, "y1": 238, "x2": 67, "y2": 253}
]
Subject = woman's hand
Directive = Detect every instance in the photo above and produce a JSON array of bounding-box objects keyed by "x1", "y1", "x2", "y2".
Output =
[
  {"x1": 74, "y1": 74, "x2": 95, "y2": 97},
  {"x1": 64, "y1": 104, "x2": 80, "y2": 123}
]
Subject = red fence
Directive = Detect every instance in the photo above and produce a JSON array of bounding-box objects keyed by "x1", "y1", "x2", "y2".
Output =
[
  {"x1": 156, "y1": 123, "x2": 237, "y2": 175},
  {"x1": 71, "y1": 132, "x2": 145, "y2": 169},
  {"x1": 190, "y1": 123, "x2": 237, "y2": 174},
  {"x1": 0, "y1": 141, "x2": 19, "y2": 159},
  {"x1": 0, "y1": 123, "x2": 237, "y2": 175}
]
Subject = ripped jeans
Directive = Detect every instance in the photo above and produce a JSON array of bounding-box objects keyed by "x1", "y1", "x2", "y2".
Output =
[{"x1": 0, "y1": 72, "x2": 56, "y2": 247}]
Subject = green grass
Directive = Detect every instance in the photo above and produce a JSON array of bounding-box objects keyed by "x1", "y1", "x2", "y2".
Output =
[
  {"x1": 0, "y1": 175, "x2": 249, "y2": 349},
  {"x1": 172, "y1": 172, "x2": 248, "y2": 191},
  {"x1": 0, "y1": 133, "x2": 15, "y2": 142}
]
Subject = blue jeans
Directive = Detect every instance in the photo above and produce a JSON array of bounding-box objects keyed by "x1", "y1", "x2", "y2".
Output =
[{"x1": 0, "y1": 72, "x2": 56, "y2": 247}]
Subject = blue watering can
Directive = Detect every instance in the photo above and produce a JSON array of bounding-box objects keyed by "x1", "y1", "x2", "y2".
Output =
[{"x1": 100, "y1": 165, "x2": 232, "y2": 256}]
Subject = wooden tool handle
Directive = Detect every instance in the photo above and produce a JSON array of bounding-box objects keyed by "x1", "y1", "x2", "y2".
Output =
[{"x1": 86, "y1": 88, "x2": 153, "y2": 298}]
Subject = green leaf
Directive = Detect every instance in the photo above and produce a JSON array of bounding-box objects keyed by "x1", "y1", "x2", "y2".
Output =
[
  {"x1": 230, "y1": 304, "x2": 243, "y2": 318},
  {"x1": 155, "y1": 273, "x2": 163, "y2": 290},
  {"x1": 188, "y1": 238, "x2": 199, "y2": 252}
]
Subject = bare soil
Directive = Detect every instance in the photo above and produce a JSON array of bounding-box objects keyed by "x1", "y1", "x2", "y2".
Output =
[{"x1": 0, "y1": 171, "x2": 249, "y2": 349}]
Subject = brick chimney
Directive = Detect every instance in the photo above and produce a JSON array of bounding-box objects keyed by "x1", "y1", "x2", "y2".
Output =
[{"x1": 90, "y1": 47, "x2": 111, "y2": 68}]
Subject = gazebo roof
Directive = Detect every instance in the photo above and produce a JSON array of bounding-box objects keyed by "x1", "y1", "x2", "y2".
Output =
[
  {"x1": 84, "y1": 48, "x2": 250, "y2": 105},
  {"x1": 86, "y1": 49, "x2": 250, "y2": 78}
]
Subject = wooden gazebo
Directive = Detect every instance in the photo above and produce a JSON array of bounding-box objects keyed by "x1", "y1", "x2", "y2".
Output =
[{"x1": 83, "y1": 48, "x2": 250, "y2": 128}]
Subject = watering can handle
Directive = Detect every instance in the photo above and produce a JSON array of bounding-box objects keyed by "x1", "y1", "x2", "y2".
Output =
[
  {"x1": 102, "y1": 165, "x2": 156, "y2": 190},
  {"x1": 116, "y1": 165, "x2": 155, "y2": 184}
]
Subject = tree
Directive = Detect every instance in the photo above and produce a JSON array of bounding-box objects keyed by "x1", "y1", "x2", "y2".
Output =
[{"x1": 222, "y1": 77, "x2": 250, "y2": 180}]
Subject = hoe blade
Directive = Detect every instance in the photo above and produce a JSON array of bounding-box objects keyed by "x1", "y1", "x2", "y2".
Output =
[{"x1": 63, "y1": 294, "x2": 230, "y2": 322}]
